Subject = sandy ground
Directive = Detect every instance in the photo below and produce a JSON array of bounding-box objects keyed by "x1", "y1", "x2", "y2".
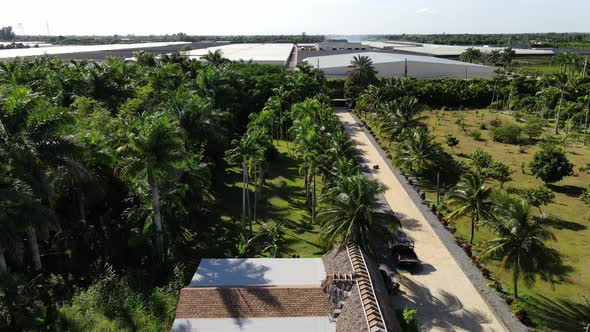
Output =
[{"x1": 336, "y1": 110, "x2": 508, "y2": 332}]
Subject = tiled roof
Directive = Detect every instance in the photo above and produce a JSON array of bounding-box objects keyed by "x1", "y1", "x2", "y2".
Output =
[{"x1": 175, "y1": 286, "x2": 329, "y2": 319}]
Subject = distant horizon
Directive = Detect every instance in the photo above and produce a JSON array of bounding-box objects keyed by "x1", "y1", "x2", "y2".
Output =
[{"x1": 2, "y1": 0, "x2": 589, "y2": 36}]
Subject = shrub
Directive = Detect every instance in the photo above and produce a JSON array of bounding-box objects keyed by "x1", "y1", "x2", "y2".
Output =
[
  {"x1": 396, "y1": 308, "x2": 418, "y2": 332},
  {"x1": 469, "y1": 130, "x2": 482, "y2": 140},
  {"x1": 479, "y1": 122, "x2": 487, "y2": 130},
  {"x1": 529, "y1": 143, "x2": 574, "y2": 184},
  {"x1": 445, "y1": 134, "x2": 459, "y2": 152},
  {"x1": 522, "y1": 117, "x2": 545, "y2": 139},
  {"x1": 469, "y1": 148, "x2": 493, "y2": 171},
  {"x1": 490, "y1": 123, "x2": 521, "y2": 144},
  {"x1": 485, "y1": 161, "x2": 513, "y2": 187},
  {"x1": 490, "y1": 118, "x2": 502, "y2": 128}
]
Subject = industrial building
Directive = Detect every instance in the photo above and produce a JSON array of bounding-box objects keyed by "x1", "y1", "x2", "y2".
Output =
[
  {"x1": 304, "y1": 52, "x2": 497, "y2": 79},
  {"x1": 172, "y1": 245, "x2": 401, "y2": 332},
  {"x1": 187, "y1": 43, "x2": 295, "y2": 66},
  {"x1": 362, "y1": 41, "x2": 554, "y2": 57}
]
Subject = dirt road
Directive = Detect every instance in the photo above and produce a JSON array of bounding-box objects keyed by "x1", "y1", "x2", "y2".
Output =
[{"x1": 336, "y1": 109, "x2": 508, "y2": 332}]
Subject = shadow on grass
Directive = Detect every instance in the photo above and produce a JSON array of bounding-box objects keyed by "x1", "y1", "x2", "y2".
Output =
[
  {"x1": 548, "y1": 218, "x2": 587, "y2": 231},
  {"x1": 548, "y1": 184, "x2": 586, "y2": 198},
  {"x1": 526, "y1": 295, "x2": 590, "y2": 331}
]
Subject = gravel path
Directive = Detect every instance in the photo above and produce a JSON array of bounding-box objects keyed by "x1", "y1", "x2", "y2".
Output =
[{"x1": 336, "y1": 109, "x2": 516, "y2": 332}]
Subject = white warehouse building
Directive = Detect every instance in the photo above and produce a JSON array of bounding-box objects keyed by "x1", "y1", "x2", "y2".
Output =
[
  {"x1": 187, "y1": 43, "x2": 294, "y2": 66},
  {"x1": 304, "y1": 52, "x2": 497, "y2": 79}
]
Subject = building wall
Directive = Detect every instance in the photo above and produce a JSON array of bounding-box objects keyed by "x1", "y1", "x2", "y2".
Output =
[
  {"x1": 320, "y1": 61, "x2": 496, "y2": 79},
  {"x1": 317, "y1": 42, "x2": 367, "y2": 51}
]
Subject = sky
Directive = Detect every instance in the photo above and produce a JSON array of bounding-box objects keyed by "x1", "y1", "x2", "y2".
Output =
[{"x1": 2, "y1": 0, "x2": 589, "y2": 36}]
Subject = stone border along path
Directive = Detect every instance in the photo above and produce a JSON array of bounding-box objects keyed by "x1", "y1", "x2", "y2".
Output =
[{"x1": 336, "y1": 108, "x2": 528, "y2": 332}]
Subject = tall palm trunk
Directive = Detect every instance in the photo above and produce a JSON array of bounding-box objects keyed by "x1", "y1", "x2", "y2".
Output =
[
  {"x1": 304, "y1": 168, "x2": 310, "y2": 208},
  {"x1": 470, "y1": 216, "x2": 476, "y2": 244},
  {"x1": 0, "y1": 241, "x2": 7, "y2": 274},
  {"x1": 555, "y1": 89, "x2": 564, "y2": 134},
  {"x1": 253, "y1": 162, "x2": 258, "y2": 222},
  {"x1": 147, "y1": 168, "x2": 164, "y2": 262},
  {"x1": 242, "y1": 156, "x2": 247, "y2": 228},
  {"x1": 513, "y1": 265, "x2": 519, "y2": 298},
  {"x1": 312, "y1": 165, "x2": 316, "y2": 223},
  {"x1": 245, "y1": 163, "x2": 252, "y2": 233},
  {"x1": 27, "y1": 226, "x2": 42, "y2": 271}
]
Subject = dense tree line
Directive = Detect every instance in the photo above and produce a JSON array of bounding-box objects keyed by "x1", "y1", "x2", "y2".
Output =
[
  {"x1": 0, "y1": 26, "x2": 16, "y2": 41},
  {"x1": 0, "y1": 52, "x2": 326, "y2": 329},
  {"x1": 382, "y1": 33, "x2": 590, "y2": 49},
  {"x1": 18, "y1": 34, "x2": 324, "y2": 45}
]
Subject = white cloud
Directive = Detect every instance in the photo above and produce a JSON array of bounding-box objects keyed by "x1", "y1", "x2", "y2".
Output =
[{"x1": 416, "y1": 7, "x2": 435, "y2": 15}]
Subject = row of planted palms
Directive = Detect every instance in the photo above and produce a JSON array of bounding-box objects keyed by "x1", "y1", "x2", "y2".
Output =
[
  {"x1": 354, "y1": 94, "x2": 564, "y2": 301},
  {"x1": 228, "y1": 95, "x2": 398, "y2": 257}
]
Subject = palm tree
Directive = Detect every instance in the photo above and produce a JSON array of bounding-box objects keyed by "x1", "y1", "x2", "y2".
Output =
[
  {"x1": 202, "y1": 49, "x2": 227, "y2": 66},
  {"x1": 382, "y1": 96, "x2": 428, "y2": 145},
  {"x1": 479, "y1": 198, "x2": 562, "y2": 298},
  {"x1": 459, "y1": 48, "x2": 482, "y2": 63},
  {"x1": 446, "y1": 172, "x2": 493, "y2": 244},
  {"x1": 392, "y1": 127, "x2": 441, "y2": 175},
  {"x1": 348, "y1": 55, "x2": 378, "y2": 88},
  {"x1": 318, "y1": 175, "x2": 397, "y2": 254},
  {"x1": 548, "y1": 73, "x2": 570, "y2": 134},
  {"x1": 117, "y1": 112, "x2": 184, "y2": 262}
]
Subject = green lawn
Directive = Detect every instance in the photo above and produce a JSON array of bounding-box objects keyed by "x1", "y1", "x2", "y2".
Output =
[
  {"x1": 426, "y1": 110, "x2": 590, "y2": 321},
  {"x1": 511, "y1": 56, "x2": 561, "y2": 74},
  {"x1": 362, "y1": 109, "x2": 590, "y2": 326},
  {"x1": 217, "y1": 140, "x2": 325, "y2": 258}
]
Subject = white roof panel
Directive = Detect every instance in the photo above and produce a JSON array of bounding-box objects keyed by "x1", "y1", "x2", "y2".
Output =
[
  {"x1": 188, "y1": 43, "x2": 293, "y2": 64},
  {"x1": 0, "y1": 41, "x2": 190, "y2": 59},
  {"x1": 172, "y1": 317, "x2": 336, "y2": 332},
  {"x1": 189, "y1": 258, "x2": 326, "y2": 287}
]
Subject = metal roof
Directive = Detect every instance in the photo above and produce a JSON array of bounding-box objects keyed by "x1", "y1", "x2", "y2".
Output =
[
  {"x1": 189, "y1": 258, "x2": 326, "y2": 287},
  {"x1": 172, "y1": 317, "x2": 336, "y2": 332},
  {"x1": 0, "y1": 41, "x2": 190, "y2": 59},
  {"x1": 188, "y1": 43, "x2": 294, "y2": 64},
  {"x1": 304, "y1": 52, "x2": 492, "y2": 69}
]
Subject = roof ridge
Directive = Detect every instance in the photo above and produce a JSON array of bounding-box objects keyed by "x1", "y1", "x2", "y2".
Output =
[{"x1": 346, "y1": 243, "x2": 387, "y2": 332}]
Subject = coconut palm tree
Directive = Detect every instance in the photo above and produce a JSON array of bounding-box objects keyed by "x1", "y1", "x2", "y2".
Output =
[
  {"x1": 392, "y1": 127, "x2": 441, "y2": 175},
  {"x1": 459, "y1": 48, "x2": 482, "y2": 63},
  {"x1": 479, "y1": 198, "x2": 562, "y2": 298},
  {"x1": 117, "y1": 112, "x2": 184, "y2": 262},
  {"x1": 382, "y1": 96, "x2": 428, "y2": 144},
  {"x1": 348, "y1": 55, "x2": 378, "y2": 88},
  {"x1": 202, "y1": 49, "x2": 227, "y2": 66},
  {"x1": 446, "y1": 171, "x2": 493, "y2": 244},
  {"x1": 318, "y1": 174, "x2": 397, "y2": 254}
]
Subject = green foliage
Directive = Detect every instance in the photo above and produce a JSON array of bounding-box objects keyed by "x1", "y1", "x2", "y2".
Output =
[
  {"x1": 469, "y1": 130, "x2": 482, "y2": 141},
  {"x1": 445, "y1": 134, "x2": 459, "y2": 149},
  {"x1": 485, "y1": 161, "x2": 513, "y2": 187},
  {"x1": 469, "y1": 148, "x2": 494, "y2": 171},
  {"x1": 480, "y1": 198, "x2": 563, "y2": 298},
  {"x1": 490, "y1": 123, "x2": 522, "y2": 144},
  {"x1": 522, "y1": 117, "x2": 546, "y2": 139},
  {"x1": 580, "y1": 188, "x2": 590, "y2": 207},
  {"x1": 490, "y1": 118, "x2": 503, "y2": 128},
  {"x1": 56, "y1": 264, "x2": 184, "y2": 332},
  {"x1": 529, "y1": 143, "x2": 574, "y2": 184},
  {"x1": 396, "y1": 308, "x2": 418, "y2": 332},
  {"x1": 507, "y1": 186, "x2": 555, "y2": 213}
]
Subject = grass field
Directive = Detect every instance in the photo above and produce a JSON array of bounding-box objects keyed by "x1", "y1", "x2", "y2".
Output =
[
  {"x1": 511, "y1": 56, "x2": 561, "y2": 74},
  {"x1": 422, "y1": 110, "x2": 590, "y2": 302},
  {"x1": 217, "y1": 139, "x2": 324, "y2": 258},
  {"x1": 362, "y1": 109, "x2": 590, "y2": 327}
]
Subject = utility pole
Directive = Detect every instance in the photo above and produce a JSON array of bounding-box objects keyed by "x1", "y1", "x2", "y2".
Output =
[{"x1": 404, "y1": 58, "x2": 408, "y2": 77}]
